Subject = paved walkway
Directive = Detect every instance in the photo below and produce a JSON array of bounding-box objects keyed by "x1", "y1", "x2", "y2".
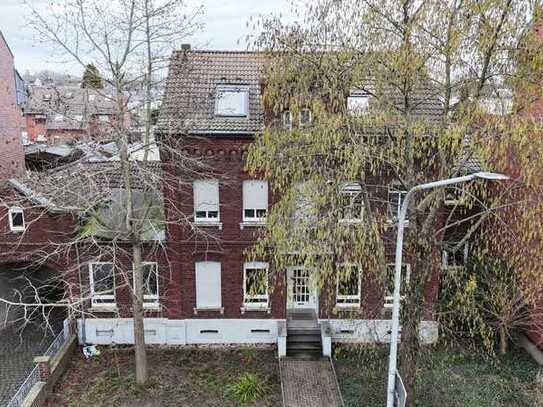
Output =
[
  {"x1": 280, "y1": 358, "x2": 344, "y2": 407},
  {"x1": 0, "y1": 320, "x2": 63, "y2": 406}
]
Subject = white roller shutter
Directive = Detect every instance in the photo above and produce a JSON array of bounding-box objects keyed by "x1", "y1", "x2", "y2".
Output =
[
  {"x1": 243, "y1": 180, "x2": 268, "y2": 211},
  {"x1": 195, "y1": 261, "x2": 222, "y2": 308},
  {"x1": 194, "y1": 180, "x2": 219, "y2": 213}
]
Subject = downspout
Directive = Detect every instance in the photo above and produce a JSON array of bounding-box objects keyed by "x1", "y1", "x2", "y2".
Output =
[{"x1": 75, "y1": 240, "x2": 86, "y2": 344}]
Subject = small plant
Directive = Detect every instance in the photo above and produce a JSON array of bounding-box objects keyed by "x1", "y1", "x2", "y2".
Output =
[{"x1": 226, "y1": 372, "x2": 269, "y2": 404}]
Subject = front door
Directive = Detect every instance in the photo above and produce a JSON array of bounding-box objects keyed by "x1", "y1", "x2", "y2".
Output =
[{"x1": 287, "y1": 266, "x2": 318, "y2": 311}]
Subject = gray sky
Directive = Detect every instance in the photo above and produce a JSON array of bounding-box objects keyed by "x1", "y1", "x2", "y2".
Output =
[{"x1": 0, "y1": 0, "x2": 292, "y2": 75}]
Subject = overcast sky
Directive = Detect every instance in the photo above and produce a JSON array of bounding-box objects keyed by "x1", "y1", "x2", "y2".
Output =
[{"x1": 0, "y1": 0, "x2": 292, "y2": 75}]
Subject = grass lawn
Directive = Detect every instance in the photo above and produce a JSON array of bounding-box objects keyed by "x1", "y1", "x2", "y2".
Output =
[
  {"x1": 335, "y1": 344, "x2": 543, "y2": 407},
  {"x1": 46, "y1": 346, "x2": 282, "y2": 407}
]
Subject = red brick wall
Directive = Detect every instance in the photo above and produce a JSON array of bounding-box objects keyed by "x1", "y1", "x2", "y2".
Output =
[{"x1": 0, "y1": 34, "x2": 24, "y2": 179}]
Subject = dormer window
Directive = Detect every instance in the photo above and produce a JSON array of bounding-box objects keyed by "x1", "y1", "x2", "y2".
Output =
[
  {"x1": 347, "y1": 91, "x2": 369, "y2": 116},
  {"x1": 215, "y1": 85, "x2": 249, "y2": 117}
]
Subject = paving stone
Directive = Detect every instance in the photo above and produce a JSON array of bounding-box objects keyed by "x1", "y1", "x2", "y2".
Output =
[
  {"x1": 0, "y1": 317, "x2": 63, "y2": 406},
  {"x1": 280, "y1": 358, "x2": 344, "y2": 407}
]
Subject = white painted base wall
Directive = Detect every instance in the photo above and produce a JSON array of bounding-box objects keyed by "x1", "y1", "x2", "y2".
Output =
[
  {"x1": 322, "y1": 319, "x2": 439, "y2": 345},
  {"x1": 77, "y1": 318, "x2": 439, "y2": 346}
]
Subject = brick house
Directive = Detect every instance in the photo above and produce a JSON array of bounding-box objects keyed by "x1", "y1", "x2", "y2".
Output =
[
  {"x1": 0, "y1": 31, "x2": 25, "y2": 180},
  {"x1": 23, "y1": 85, "x2": 123, "y2": 144}
]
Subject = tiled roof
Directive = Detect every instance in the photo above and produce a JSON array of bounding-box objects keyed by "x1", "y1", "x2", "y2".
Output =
[
  {"x1": 24, "y1": 86, "x2": 116, "y2": 130},
  {"x1": 10, "y1": 161, "x2": 162, "y2": 210},
  {"x1": 157, "y1": 50, "x2": 446, "y2": 136},
  {"x1": 157, "y1": 50, "x2": 266, "y2": 135}
]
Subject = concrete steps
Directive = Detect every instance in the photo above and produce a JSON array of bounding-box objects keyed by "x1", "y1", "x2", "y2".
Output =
[{"x1": 286, "y1": 310, "x2": 322, "y2": 358}]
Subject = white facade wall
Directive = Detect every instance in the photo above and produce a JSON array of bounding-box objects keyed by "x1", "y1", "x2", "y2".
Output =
[{"x1": 77, "y1": 318, "x2": 439, "y2": 346}]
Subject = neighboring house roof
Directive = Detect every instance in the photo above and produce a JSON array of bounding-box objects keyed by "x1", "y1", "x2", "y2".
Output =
[
  {"x1": 157, "y1": 50, "x2": 266, "y2": 135},
  {"x1": 9, "y1": 161, "x2": 164, "y2": 240},
  {"x1": 24, "y1": 86, "x2": 116, "y2": 130}
]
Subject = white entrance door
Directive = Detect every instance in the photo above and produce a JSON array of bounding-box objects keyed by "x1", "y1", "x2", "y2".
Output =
[{"x1": 287, "y1": 266, "x2": 318, "y2": 311}]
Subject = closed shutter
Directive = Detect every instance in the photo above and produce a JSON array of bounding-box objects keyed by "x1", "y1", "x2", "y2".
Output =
[
  {"x1": 243, "y1": 180, "x2": 268, "y2": 211},
  {"x1": 195, "y1": 261, "x2": 221, "y2": 308},
  {"x1": 194, "y1": 180, "x2": 219, "y2": 214}
]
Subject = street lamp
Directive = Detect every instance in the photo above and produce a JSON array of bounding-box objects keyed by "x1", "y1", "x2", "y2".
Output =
[{"x1": 386, "y1": 171, "x2": 509, "y2": 407}]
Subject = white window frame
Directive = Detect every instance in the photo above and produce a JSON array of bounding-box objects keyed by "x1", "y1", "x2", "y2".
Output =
[
  {"x1": 347, "y1": 91, "x2": 370, "y2": 116},
  {"x1": 89, "y1": 262, "x2": 116, "y2": 307},
  {"x1": 281, "y1": 110, "x2": 293, "y2": 129},
  {"x1": 442, "y1": 242, "x2": 469, "y2": 269},
  {"x1": 388, "y1": 182, "x2": 408, "y2": 222},
  {"x1": 193, "y1": 180, "x2": 220, "y2": 224},
  {"x1": 243, "y1": 262, "x2": 269, "y2": 309},
  {"x1": 133, "y1": 262, "x2": 159, "y2": 308},
  {"x1": 98, "y1": 114, "x2": 110, "y2": 123},
  {"x1": 195, "y1": 261, "x2": 222, "y2": 309},
  {"x1": 384, "y1": 263, "x2": 411, "y2": 308},
  {"x1": 339, "y1": 182, "x2": 364, "y2": 223},
  {"x1": 8, "y1": 207, "x2": 25, "y2": 232},
  {"x1": 242, "y1": 180, "x2": 268, "y2": 224},
  {"x1": 336, "y1": 264, "x2": 362, "y2": 307},
  {"x1": 299, "y1": 108, "x2": 312, "y2": 127},
  {"x1": 215, "y1": 85, "x2": 249, "y2": 117}
]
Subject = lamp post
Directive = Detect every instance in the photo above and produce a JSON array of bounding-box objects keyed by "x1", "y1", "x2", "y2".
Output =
[{"x1": 386, "y1": 171, "x2": 509, "y2": 407}]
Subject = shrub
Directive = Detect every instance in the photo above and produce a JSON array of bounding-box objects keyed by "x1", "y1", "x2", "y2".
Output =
[{"x1": 226, "y1": 372, "x2": 269, "y2": 404}]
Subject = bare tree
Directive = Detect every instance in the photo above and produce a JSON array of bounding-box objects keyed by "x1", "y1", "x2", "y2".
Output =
[{"x1": 0, "y1": 0, "x2": 206, "y2": 385}]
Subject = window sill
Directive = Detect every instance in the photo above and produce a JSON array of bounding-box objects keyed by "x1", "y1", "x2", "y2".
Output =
[
  {"x1": 9, "y1": 228, "x2": 25, "y2": 233},
  {"x1": 89, "y1": 306, "x2": 118, "y2": 313},
  {"x1": 143, "y1": 303, "x2": 161, "y2": 311},
  {"x1": 240, "y1": 221, "x2": 266, "y2": 230},
  {"x1": 194, "y1": 221, "x2": 223, "y2": 230},
  {"x1": 338, "y1": 219, "x2": 363, "y2": 225},
  {"x1": 334, "y1": 305, "x2": 361, "y2": 313},
  {"x1": 241, "y1": 306, "x2": 271, "y2": 314},
  {"x1": 193, "y1": 307, "x2": 224, "y2": 315}
]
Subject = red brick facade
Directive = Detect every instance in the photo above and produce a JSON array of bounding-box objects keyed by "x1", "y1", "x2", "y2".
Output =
[{"x1": 0, "y1": 32, "x2": 25, "y2": 180}]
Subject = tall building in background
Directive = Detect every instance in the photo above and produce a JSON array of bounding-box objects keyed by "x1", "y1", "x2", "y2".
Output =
[{"x1": 0, "y1": 31, "x2": 25, "y2": 180}]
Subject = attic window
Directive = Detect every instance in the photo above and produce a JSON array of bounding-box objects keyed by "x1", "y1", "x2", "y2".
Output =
[
  {"x1": 8, "y1": 207, "x2": 25, "y2": 232},
  {"x1": 42, "y1": 94, "x2": 51, "y2": 101},
  {"x1": 215, "y1": 85, "x2": 249, "y2": 117},
  {"x1": 347, "y1": 91, "x2": 369, "y2": 116}
]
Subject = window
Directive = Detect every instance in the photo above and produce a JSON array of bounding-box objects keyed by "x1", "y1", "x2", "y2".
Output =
[
  {"x1": 347, "y1": 91, "x2": 369, "y2": 116},
  {"x1": 388, "y1": 183, "x2": 408, "y2": 222},
  {"x1": 193, "y1": 180, "x2": 220, "y2": 222},
  {"x1": 442, "y1": 242, "x2": 469, "y2": 269},
  {"x1": 42, "y1": 94, "x2": 51, "y2": 101},
  {"x1": 339, "y1": 182, "x2": 364, "y2": 222},
  {"x1": 8, "y1": 207, "x2": 25, "y2": 232},
  {"x1": 134, "y1": 262, "x2": 159, "y2": 307},
  {"x1": 215, "y1": 85, "x2": 249, "y2": 117},
  {"x1": 89, "y1": 262, "x2": 116, "y2": 307},
  {"x1": 384, "y1": 263, "x2": 411, "y2": 308},
  {"x1": 243, "y1": 262, "x2": 269, "y2": 308},
  {"x1": 281, "y1": 111, "x2": 292, "y2": 129},
  {"x1": 54, "y1": 114, "x2": 63, "y2": 122},
  {"x1": 299, "y1": 108, "x2": 312, "y2": 126},
  {"x1": 98, "y1": 115, "x2": 110, "y2": 123},
  {"x1": 195, "y1": 261, "x2": 222, "y2": 309},
  {"x1": 336, "y1": 264, "x2": 361, "y2": 307},
  {"x1": 444, "y1": 184, "x2": 468, "y2": 206},
  {"x1": 243, "y1": 180, "x2": 268, "y2": 223}
]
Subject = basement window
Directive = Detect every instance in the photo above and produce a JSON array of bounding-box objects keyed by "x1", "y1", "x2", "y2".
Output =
[
  {"x1": 8, "y1": 207, "x2": 25, "y2": 232},
  {"x1": 336, "y1": 264, "x2": 361, "y2": 307},
  {"x1": 215, "y1": 85, "x2": 249, "y2": 117}
]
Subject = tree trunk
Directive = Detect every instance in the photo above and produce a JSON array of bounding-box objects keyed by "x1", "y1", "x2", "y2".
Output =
[
  {"x1": 499, "y1": 326, "x2": 508, "y2": 355},
  {"x1": 132, "y1": 244, "x2": 148, "y2": 384}
]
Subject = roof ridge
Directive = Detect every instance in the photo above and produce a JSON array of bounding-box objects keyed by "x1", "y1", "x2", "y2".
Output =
[{"x1": 173, "y1": 49, "x2": 266, "y2": 55}]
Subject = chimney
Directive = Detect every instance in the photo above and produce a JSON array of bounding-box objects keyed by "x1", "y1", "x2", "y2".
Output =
[{"x1": 181, "y1": 44, "x2": 191, "y2": 51}]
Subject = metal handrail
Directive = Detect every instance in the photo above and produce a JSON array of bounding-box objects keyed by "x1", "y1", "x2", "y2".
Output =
[{"x1": 6, "y1": 364, "x2": 40, "y2": 407}]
